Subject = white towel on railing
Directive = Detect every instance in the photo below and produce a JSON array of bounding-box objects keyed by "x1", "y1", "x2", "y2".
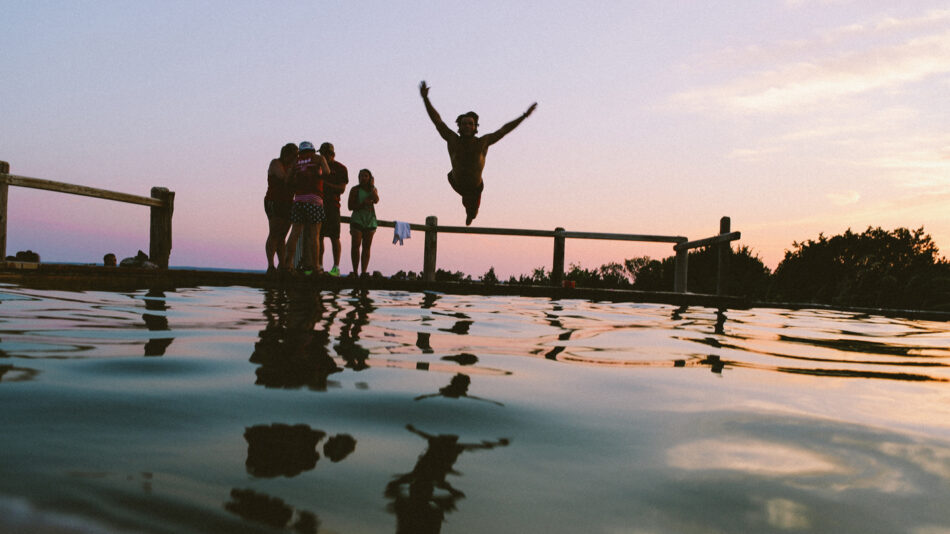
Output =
[{"x1": 393, "y1": 221, "x2": 411, "y2": 245}]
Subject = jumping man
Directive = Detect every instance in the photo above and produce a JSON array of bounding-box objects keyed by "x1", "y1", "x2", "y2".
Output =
[{"x1": 419, "y1": 80, "x2": 537, "y2": 225}]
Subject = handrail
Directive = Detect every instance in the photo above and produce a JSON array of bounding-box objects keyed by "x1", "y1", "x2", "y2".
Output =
[
  {"x1": 1, "y1": 175, "x2": 166, "y2": 207},
  {"x1": 0, "y1": 163, "x2": 174, "y2": 267},
  {"x1": 338, "y1": 212, "x2": 739, "y2": 293},
  {"x1": 342, "y1": 216, "x2": 686, "y2": 242},
  {"x1": 3, "y1": 158, "x2": 739, "y2": 294},
  {"x1": 674, "y1": 231, "x2": 741, "y2": 251}
]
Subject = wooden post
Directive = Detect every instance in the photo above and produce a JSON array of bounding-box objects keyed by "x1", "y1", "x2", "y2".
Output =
[
  {"x1": 423, "y1": 215, "x2": 438, "y2": 282},
  {"x1": 0, "y1": 161, "x2": 8, "y2": 262},
  {"x1": 674, "y1": 247, "x2": 688, "y2": 293},
  {"x1": 552, "y1": 227, "x2": 565, "y2": 286},
  {"x1": 149, "y1": 187, "x2": 174, "y2": 268},
  {"x1": 717, "y1": 216, "x2": 731, "y2": 296}
]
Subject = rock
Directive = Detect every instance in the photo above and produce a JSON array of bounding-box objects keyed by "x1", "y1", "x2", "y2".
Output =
[
  {"x1": 13, "y1": 250, "x2": 40, "y2": 263},
  {"x1": 119, "y1": 250, "x2": 159, "y2": 269}
]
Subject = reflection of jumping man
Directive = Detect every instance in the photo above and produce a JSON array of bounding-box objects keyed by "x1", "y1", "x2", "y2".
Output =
[
  {"x1": 419, "y1": 81, "x2": 537, "y2": 225},
  {"x1": 386, "y1": 424, "x2": 509, "y2": 534}
]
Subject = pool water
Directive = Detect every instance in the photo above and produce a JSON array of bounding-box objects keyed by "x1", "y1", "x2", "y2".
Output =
[{"x1": 1, "y1": 284, "x2": 949, "y2": 533}]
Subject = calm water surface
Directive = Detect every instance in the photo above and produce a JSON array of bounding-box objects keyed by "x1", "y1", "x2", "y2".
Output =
[{"x1": 1, "y1": 284, "x2": 949, "y2": 533}]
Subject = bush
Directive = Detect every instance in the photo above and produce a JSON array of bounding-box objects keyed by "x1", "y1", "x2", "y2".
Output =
[{"x1": 770, "y1": 226, "x2": 950, "y2": 309}]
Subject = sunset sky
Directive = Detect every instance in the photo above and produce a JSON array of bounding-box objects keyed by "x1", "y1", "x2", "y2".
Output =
[{"x1": 3, "y1": 1, "x2": 948, "y2": 278}]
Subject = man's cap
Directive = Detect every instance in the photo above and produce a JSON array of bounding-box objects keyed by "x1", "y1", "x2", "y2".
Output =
[{"x1": 299, "y1": 141, "x2": 315, "y2": 152}]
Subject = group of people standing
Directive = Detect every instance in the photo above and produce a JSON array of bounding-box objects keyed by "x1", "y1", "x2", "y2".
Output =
[{"x1": 265, "y1": 141, "x2": 379, "y2": 277}]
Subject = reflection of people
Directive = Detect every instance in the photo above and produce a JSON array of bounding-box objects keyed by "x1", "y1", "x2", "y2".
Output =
[
  {"x1": 265, "y1": 143, "x2": 298, "y2": 274},
  {"x1": 225, "y1": 488, "x2": 318, "y2": 533},
  {"x1": 347, "y1": 169, "x2": 379, "y2": 277},
  {"x1": 285, "y1": 141, "x2": 330, "y2": 275},
  {"x1": 323, "y1": 434, "x2": 357, "y2": 462},
  {"x1": 318, "y1": 142, "x2": 348, "y2": 276},
  {"x1": 385, "y1": 425, "x2": 509, "y2": 534},
  {"x1": 244, "y1": 423, "x2": 326, "y2": 478},
  {"x1": 419, "y1": 80, "x2": 537, "y2": 225},
  {"x1": 414, "y1": 373, "x2": 503, "y2": 406},
  {"x1": 250, "y1": 288, "x2": 342, "y2": 390},
  {"x1": 334, "y1": 289, "x2": 375, "y2": 371},
  {"x1": 143, "y1": 289, "x2": 173, "y2": 356}
]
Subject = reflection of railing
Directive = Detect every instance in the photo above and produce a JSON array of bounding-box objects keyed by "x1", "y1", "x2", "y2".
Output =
[
  {"x1": 0, "y1": 161, "x2": 175, "y2": 267},
  {"x1": 341, "y1": 214, "x2": 741, "y2": 294}
]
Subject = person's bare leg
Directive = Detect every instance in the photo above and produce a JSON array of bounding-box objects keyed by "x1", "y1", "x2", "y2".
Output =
[
  {"x1": 267, "y1": 218, "x2": 290, "y2": 270},
  {"x1": 351, "y1": 230, "x2": 362, "y2": 275},
  {"x1": 332, "y1": 237, "x2": 341, "y2": 269},
  {"x1": 284, "y1": 224, "x2": 303, "y2": 271},
  {"x1": 312, "y1": 223, "x2": 322, "y2": 273},
  {"x1": 361, "y1": 230, "x2": 375, "y2": 275}
]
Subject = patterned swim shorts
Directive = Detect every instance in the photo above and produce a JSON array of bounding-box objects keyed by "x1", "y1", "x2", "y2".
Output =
[{"x1": 290, "y1": 202, "x2": 326, "y2": 224}]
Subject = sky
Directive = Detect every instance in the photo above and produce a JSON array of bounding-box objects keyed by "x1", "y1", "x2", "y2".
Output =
[{"x1": 3, "y1": 1, "x2": 949, "y2": 278}]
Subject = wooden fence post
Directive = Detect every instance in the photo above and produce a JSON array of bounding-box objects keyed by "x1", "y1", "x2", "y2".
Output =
[
  {"x1": 0, "y1": 161, "x2": 8, "y2": 262},
  {"x1": 423, "y1": 215, "x2": 438, "y2": 282},
  {"x1": 674, "y1": 247, "x2": 688, "y2": 293},
  {"x1": 149, "y1": 187, "x2": 174, "y2": 268},
  {"x1": 552, "y1": 227, "x2": 565, "y2": 286},
  {"x1": 717, "y1": 216, "x2": 731, "y2": 296}
]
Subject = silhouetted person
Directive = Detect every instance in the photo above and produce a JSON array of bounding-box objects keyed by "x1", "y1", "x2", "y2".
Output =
[
  {"x1": 264, "y1": 142, "x2": 298, "y2": 273},
  {"x1": 103, "y1": 253, "x2": 116, "y2": 267},
  {"x1": 318, "y1": 142, "x2": 348, "y2": 276},
  {"x1": 385, "y1": 424, "x2": 509, "y2": 534},
  {"x1": 419, "y1": 80, "x2": 537, "y2": 225}
]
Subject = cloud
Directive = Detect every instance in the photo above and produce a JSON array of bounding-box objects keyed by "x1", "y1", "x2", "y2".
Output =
[
  {"x1": 826, "y1": 191, "x2": 861, "y2": 206},
  {"x1": 670, "y1": 7, "x2": 950, "y2": 115},
  {"x1": 674, "y1": 31, "x2": 950, "y2": 114}
]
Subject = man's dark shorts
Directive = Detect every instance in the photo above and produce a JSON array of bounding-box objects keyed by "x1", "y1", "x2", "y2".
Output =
[
  {"x1": 264, "y1": 198, "x2": 292, "y2": 220},
  {"x1": 320, "y1": 204, "x2": 341, "y2": 239}
]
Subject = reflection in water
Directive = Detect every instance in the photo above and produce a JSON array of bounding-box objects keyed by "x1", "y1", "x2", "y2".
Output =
[
  {"x1": 244, "y1": 424, "x2": 326, "y2": 478},
  {"x1": 386, "y1": 425, "x2": 509, "y2": 534},
  {"x1": 715, "y1": 308, "x2": 727, "y2": 335},
  {"x1": 0, "y1": 364, "x2": 39, "y2": 382},
  {"x1": 441, "y1": 353, "x2": 478, "y2": 366},
  {"x1": 334, "y1": 289, "x2": 375, "y2": 371},
  {"x1": 143, "y1": 289, "x2": 173, "y2": 356},
  {"x1": 3, "y1": 286, "x2": 950, "y2": 533},
  {"x1": 416, "y1": 332, "x2": 434, "y2": 354},
  {"x1": 224, "y1": 488, "x2": 319, "y2": 533},
  {"x1": 415, "y1": 373, "x2": 504, "y2": 406},
  {"x1": 250, "y1": 289, "x2": 342, "y2": 390},
  {"x1": 440, "y1": 320, "x2": 472, "y2": 335},
  {"x1": 323, "y1": 434, "x2": 357, "y2": 462},
  {"x1": 421, "y1": 292, "x2": 440, "y2": 309}
]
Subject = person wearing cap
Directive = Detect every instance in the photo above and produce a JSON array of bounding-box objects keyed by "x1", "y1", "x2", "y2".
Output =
[
  {"x1": 264, "y1": 142, "x2": 298, "y2": 274},
  {"x1": 318, "y1": 142, "x2": 348, "y2": 277},
  {"x1": 283, "y1": 141, "x2": 330, "y2": 275},
  {"x1": 419, "y1": 80, "x2": 537, "y2": 225}
]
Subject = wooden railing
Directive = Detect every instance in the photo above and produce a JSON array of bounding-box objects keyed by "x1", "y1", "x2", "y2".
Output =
[
  {"x1": 1, "y1": 159, "x2": 739, "y2": 293},
  {"x1": 0, "y1": 161, "x2": 175, "y2": 267},
  {"x1": 343, "y1": 214, "x2": 741, "y2": 294}
]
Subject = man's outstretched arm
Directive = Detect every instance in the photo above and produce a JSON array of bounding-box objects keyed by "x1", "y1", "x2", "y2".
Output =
[
  {"x1": 419, "y1": 81, "x2": 455, "y2": 141},
  {"x1": 482, "y1": 102, "x2": 537, "y2": 146}
]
